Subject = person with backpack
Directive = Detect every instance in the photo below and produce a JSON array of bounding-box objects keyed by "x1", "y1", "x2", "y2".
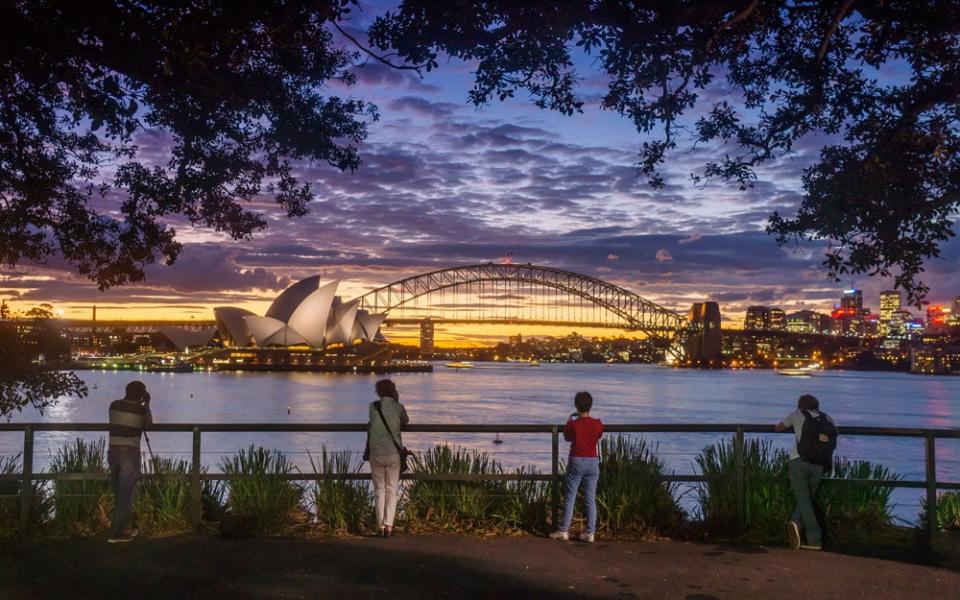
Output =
[
  {"x1": 775, "y1": 393, "x2": 838, "y2": 551},
  {"x1": 365, "y1": 379, "x2": 409, "y2": 538}
]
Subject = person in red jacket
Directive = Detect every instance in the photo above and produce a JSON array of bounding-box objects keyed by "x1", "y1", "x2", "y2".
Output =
[{"x1": 550, "y1": 391, "x2": 604, "y2": 543}]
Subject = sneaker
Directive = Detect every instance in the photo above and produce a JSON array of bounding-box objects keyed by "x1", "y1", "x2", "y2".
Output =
[
  {"x1": 107, "y1": 528, "x2": 138, "y2": 544},
  {"x1": 579, "y1": 533, "x2": 595, "y2": 543},
  {"x1": 787, "y1": 521, "x2": 801, "y2": 550},
  {"x1": 549, "y1": 531, "x2": 569, "y2": 541},
  {"x1": 800, "y1": 544, "x2": 822, "y2": 551},
  {"x1": 383, "y1": 527, "x2": 392, "y2": 539}
]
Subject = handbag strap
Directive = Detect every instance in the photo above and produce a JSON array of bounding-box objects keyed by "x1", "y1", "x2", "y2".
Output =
[{"x1": 374, "y1": 400, "x2": 405, "y2": 457}]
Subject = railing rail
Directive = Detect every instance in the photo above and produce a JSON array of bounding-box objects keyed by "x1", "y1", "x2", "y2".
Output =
[{"x1": 3, "y1": 421, "x2": 957, "y2": 552}]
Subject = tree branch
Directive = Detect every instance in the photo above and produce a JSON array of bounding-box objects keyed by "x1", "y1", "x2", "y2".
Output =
[
  {"x1": 333, "y1": 22, "x2": 428, "y2": 74},
  {"x1": 817, "y1": 0, "x2": 855, "y2": 63},
  {"x1": 705, "y1": 0, "x2": 760, "y2": 53}
]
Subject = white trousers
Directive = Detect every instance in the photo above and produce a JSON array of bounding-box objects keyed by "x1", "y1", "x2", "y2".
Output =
[{"x1": 370, "y1": 455, "x2": 401, "y2": 528}]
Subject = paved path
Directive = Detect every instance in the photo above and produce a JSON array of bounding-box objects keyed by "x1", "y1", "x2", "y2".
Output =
[{"x1": 2, "y1": 534, "x2": 957, "y2": 599}]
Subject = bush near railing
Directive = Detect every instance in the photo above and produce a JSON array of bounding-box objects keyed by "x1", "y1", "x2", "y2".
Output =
[
  {"x1": 695, "y1": 437, "x2": 902, "y2": 544},
  {"x1": 0, "y1": 453, "x2": 51, "y2": 535},
  {"x1": 219, "y1": 446, "x2": 304, "y2": 535},
  {"x1": 402, "y1": 445, "x2": 549, "y2": 533},
  {"x1": 48, "y1": 438, "x2": 110, "y2": 534},
  {"x1": 308, "y1": 447, "x2": 370, "y2": 534},
  {"x1": 0, "y1": 435, "x2": 918, "y2": 547},
  {"x1": 921, "y1": 491, "x2": 960, "y2": 532}
]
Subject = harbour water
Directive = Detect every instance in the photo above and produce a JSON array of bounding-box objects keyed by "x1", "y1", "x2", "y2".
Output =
[{"x1": 3, "y1": 364, "x2": 958, "y2": 523}]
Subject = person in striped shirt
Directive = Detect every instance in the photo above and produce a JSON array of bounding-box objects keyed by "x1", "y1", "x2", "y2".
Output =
[{"x1": 107, "y1": 380, "x2": 152, "y2": 543}]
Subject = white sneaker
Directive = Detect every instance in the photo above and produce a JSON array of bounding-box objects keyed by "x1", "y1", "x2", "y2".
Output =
[
  {"x1": 787, "y1": 521, "x2": 801, "y2": 550},
  {"x1": 579, "y1": 533, "x2": 595, "y2": 543},
  {"x1": 549, "y1": 531, "x2": 569, "y2": 541}
]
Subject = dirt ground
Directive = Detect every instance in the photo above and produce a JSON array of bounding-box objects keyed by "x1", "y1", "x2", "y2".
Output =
[{"x1": 2, "y1": 534, "x2": 958, "y2": 599}]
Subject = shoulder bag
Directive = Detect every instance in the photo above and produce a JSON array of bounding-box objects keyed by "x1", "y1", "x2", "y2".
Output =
[{"x1": 373, "y1": 400, "x2": 412, "y2": 473}]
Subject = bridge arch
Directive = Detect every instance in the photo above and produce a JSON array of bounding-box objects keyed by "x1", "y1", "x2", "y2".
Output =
[{"x1": 355, "y1": 263, "x2": 689, "y2": 348}]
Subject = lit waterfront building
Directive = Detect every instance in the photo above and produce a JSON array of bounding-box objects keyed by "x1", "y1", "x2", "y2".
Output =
[
  {"x1": 786, "y1": 310, "x2": 831, "y2": 334},
  {"x1": 420, "y1": 319, "x2": 435, "y2": 356},
  {"x1": 879, "y1": 291, "x2": 901, "y2": 335},
  {"x1": 744, "y1": 305, "x2": 786, "y2": 331},
  {"x1": 213, "y1": 276, "x2": 385, "y2": 349},
  {"x1": 926, "y1": 305, "x2": 952, "y2": 332}
]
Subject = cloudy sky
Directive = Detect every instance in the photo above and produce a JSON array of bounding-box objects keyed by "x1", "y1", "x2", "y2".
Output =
[{"x1": 2, "y1": 2, "x2": 958, "y2": 341}]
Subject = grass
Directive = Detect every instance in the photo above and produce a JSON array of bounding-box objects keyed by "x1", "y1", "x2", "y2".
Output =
[
  {"x1": 48, "y1": 438, "x2": 110, "y2": 533},
  {"x1": 403, "y1": 445, "x2": 549, "y2": 533},
  {"x1": 308, "y1": 447, "x2": 371, "y2": 534},
  {"x1": 0, "y1": 453, "x2": 52, "y2": 535},
  {"x1": 593, "y1": 436, "x2": 684, "y2": 536},
  {"x1": 921, "y1": 491, "x2": 960, "y2": 532},
  {"x1": 135, "y1": 456, "x2": 227, "y2": 533},
  {"x1": 219, "y1": 446, "x2": 304, "y2": 534},
  {"x1": 695, "y1": 437, "x2": 793, "y2": 541}
]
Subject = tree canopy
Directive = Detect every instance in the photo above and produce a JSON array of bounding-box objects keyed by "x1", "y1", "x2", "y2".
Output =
[
  {"x1": 1, "y1": 0, "x2": 376, "y2": 290},
  {"x1": 369, "y1": 0, "x2": 959, "y2": 303}
]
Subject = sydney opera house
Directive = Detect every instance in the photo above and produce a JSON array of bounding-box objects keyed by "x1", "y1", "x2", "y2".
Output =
[{"x1": 193, "y1": 276, "x2": 407, "y2": 371}]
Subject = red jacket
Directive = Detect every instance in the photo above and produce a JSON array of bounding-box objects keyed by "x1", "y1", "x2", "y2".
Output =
[{"x1": 563, "y1": 415, "x2": 604, "y2": 458}]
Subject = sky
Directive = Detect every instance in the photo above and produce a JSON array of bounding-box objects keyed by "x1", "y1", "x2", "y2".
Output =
[{"x1": 2, "y1": 2, "x2": 959, "y2": 344}]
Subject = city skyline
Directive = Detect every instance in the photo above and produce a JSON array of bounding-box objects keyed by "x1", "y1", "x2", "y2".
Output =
[{"x1": 1, "y1": 1, "x2": 958, "y2": 336}]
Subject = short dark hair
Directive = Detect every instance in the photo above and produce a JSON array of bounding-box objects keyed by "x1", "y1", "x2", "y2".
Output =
[
  {"x1": 797, "y1": 394, "x2": 819, "y2": 411},
  {"x1": 125, "y1": 380, "x2": 147, "y2": 401},
  {"x1": 574, "y1": 391, "x2": 593, "y2": 413},
  {"x1": 375, "y1": 379, "x2": 398, "y2": 401}
]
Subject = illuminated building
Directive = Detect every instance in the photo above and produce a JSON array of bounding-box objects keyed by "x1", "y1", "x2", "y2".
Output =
[
  {"x1": 420, "y1": 319, "x2": 435, "y2": 356},
  {"x1": 744, "y1": 306, "x2": 768, "y2": 330},
  {"x1": 911, "y1": 345, "x2": 960, "y2": 375},
  {"x1": 841, "y1": 289, "x2": 862, "y2": 312},
  {"x1": 879, "y1": 291, "x2": 901, "y2": 335},
  {"x1": 926, "y1": 305, "x2": 951, "y2": 332},
  {"x1": 768, "y1": 308, "x2": 786, "y2": 332},
  {"x1": 786, "y1": 310, "x2": 832, "y2": 334},
  {"x1": 213, "y1": 276, "x2": 385, "y2": 350}
]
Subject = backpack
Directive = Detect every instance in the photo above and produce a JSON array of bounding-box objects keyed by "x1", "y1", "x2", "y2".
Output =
[{"x1": 798, "y1": 409, "x2": 838, "y2": 473}]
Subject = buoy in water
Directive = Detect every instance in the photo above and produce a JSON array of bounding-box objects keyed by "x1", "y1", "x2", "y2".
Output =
[
  {"x1": 493, "y1": 433, "x2": 503, "y2": 445},
  {"x1": 287, "y1": 406, "x2": 291, "y2": 415}
]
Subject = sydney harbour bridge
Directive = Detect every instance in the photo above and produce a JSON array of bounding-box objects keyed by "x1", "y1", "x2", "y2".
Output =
[{"x1": 60, "y1": 263, "x2": 719, "y2": 359}]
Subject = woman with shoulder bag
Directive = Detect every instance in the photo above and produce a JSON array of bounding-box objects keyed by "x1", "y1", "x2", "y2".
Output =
[{"x1": 365, "y1": 379, "x2": 409, "y2": 538}]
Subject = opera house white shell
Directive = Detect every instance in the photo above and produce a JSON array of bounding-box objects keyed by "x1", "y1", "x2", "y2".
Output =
[{"x1": 213, "y1": 277, "x2": 385, "y2": 349}]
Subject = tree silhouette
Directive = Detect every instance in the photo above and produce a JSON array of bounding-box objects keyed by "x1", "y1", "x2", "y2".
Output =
[
  {"x1": 1, "y1": 1, "x2": 376, "y2": 290},
  {"x1": 369, "y1": 0, "x2": 959, "y2": 304}
]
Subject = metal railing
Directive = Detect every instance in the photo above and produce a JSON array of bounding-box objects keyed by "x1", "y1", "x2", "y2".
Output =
[{"x1": 2, "y1": 422, "x2": 958, "y2": 550}]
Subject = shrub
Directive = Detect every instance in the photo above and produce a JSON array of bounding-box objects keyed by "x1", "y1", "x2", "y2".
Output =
[
  {"x1": 593, "y1": 436, "x2": 684, "y2": 536},
  {"x1": 135, "y1": 456, "x2": 192, "y2": 533},
  {"x1": 48, "y1": 438, "x2": 110, "y2": 533},
  {"x1": 920, "y1": 491, "x2": 960, "y2": 532},
  {"x1": 0, "y1": 453, "x2": 52, "y2": 534},
  {"x1": 819, "y1": 458, "x2": 899, "y2": 535},
  {"x1": 403, "y1": 445, "x2": 548, "y2": 532},
  {"x1": 695, "y1": 437, "x2": 793, "y2": 541},
  {"x1": 219, "y1": 446, "x2": 304, "y2": 534},
  {"x1": 308, "y1": 447, "x2": 371, "y2": 534}
]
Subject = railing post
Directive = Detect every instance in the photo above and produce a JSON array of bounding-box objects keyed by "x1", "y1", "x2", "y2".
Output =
[
  {"x1": 735, "y1": 426, "x2": 745, "y2": 531},
  {"x1": 551, "y1": 426, "x2": 559, "y2": 529},
  {"x1": 190, "y1": 426, "x2": 202, "y2": 528},
  {"x1": 20, "y1": 424, "x2": 34, "y2": 533},
  {"x1": 925, "y1": 431, "x2": 937, "y2": 555}
]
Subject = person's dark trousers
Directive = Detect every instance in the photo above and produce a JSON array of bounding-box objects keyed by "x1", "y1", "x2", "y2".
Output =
[
  {"x1": 109, "y1": 448, "x2": 141, "y2": 537},
  {"x1": 788, "y1": 457, "x2": 824, "y2": 545}
]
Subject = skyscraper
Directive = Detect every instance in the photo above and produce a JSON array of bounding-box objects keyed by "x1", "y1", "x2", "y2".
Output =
[
  {"x1": 744, "y1": 306, "x2": 770, "y2": 330},
  {"x1": 879, "y1": 291, "x2": 901, "y2": 322},
  {"x1": 841, "y1": 289, "x2": 862, "y2": 312},
  {"x1": 768, "y1": 308, "x2": 786, "y2": 332},
  {"x1": 420, "y1": 318, "x2": 435, "y2": 356}
]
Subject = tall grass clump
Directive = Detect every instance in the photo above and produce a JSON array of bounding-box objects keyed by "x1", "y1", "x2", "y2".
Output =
[
  {"x1": 695, "y1": 437, "x2": 792, "y2": 540},
  {"x1": 920, "y1": 491, "x2": 960, "y2": 532},
  {"x1": 135, "y1": 456, "x2": 192, "y2": 533},
  {"x1": 220, "y1": 446, "x2": 304, "y2": 534},
  {"x1": 0, "y1": 453, "x2": 51, "y2": 534},
  {"x1": 594, "y1": 436, "x2": 684, "y2": 536},
  {"x1": 49, "y1": 438, "x2": 110, "y2": 533},
  {"x1": 403, "y1": 445, "x2": 548, "y2": 533},
  {"x1": 819, "y1": 459, "x2": 899, "y2": 535},
  {"x1": 308, "y1": 447, "x2": 371, "y2": 534}
]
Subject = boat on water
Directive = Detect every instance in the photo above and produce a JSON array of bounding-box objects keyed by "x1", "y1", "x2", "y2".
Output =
[
  {"x1": 528, "y1": 360, "x2": 540, "y2": 366},
  {"x1": 776, "y1": 364, "x2": 822, "y2": 377},
  {"x1": 444, "y1": 361, "x2": 474, "y2": 369},
  {"x1": 146, "y1": 362, "x2": 194, "y2": 373}
]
